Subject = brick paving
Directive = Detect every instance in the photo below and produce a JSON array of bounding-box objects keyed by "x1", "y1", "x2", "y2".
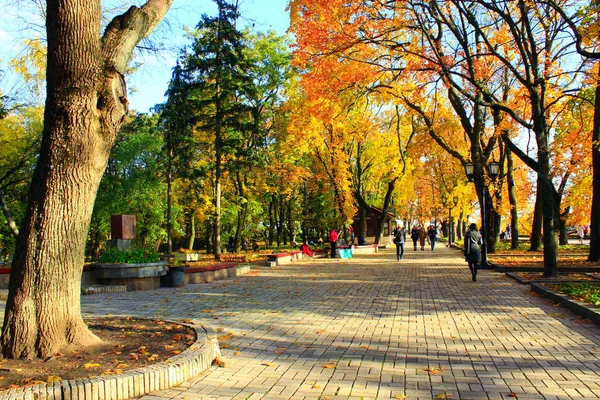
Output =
[{"x1": 82, "y1": 246, "x2": 600, "y2": 399}]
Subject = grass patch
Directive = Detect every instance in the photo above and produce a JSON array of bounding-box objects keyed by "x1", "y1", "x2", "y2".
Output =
[{"x1": 552, "y1": 282, "x2": 600, "y2": 306}]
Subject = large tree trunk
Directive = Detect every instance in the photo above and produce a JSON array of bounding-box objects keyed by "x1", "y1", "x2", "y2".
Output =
[
  {"x1": 0, "y1": 0, "x2": 172, "y2": 359},
  {"x1": 268, "y1": 198, "x2": 275, "y2": 247},
  {"x1": 589, "y1": 62, "x2": 600, "y2": 261},
  {"x1": 506, "y1": 148, "x2": 519, "y2": 250},
  {"x1": 375, "y1": 179, "x2": 397, "y2": 244},
  {"x1": 529, "y1": 186, "x2": 543, "y2": 251},
  {"x1": 187, "y1": 208, "x2": 196, "y2": 250}
]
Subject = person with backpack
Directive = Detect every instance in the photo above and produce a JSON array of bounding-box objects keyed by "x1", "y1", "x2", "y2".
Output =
[
  {"x1": 464, "y1": 223, "x2": 483, "y2": 281},
  {"x1": 393, "y1": 226, "x2": 407, "y2": 261}
]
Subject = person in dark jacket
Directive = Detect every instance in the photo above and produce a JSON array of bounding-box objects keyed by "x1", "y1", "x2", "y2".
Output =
[
  {"x1": 464, "y1": 223, "x2": 483, "y2": 281},
  {"x1": 410, "y1": 225, "x2": 419, "y2": 251},
  {"x1": 393, "y1": 226, "x2": 407, "y2": 261},
  {"x1": 427, "y1": 225, "x2": 437, "y2": 251}
]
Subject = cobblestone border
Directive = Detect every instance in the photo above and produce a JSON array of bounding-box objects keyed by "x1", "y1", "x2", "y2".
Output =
[
  {"x1": 531, "y1": 282, "x2": 600, "y2": 326},
  {"x1": 0, "y1": 322, "x2": 220, "y2": 400}
]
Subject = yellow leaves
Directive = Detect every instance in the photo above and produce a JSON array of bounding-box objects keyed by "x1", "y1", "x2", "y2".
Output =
[
  {"x1": 46, "y1": 376, "x2": 62, "y2": 383},
  {"x1": 425, "y1": 366, "x2": 444, "y2": 375},
  {"x1": 82, "y1": 362, "x2": 101, "y2": 369},
  {"x1": 321, "y1": 362, "x2": 336, "y2": 369}
]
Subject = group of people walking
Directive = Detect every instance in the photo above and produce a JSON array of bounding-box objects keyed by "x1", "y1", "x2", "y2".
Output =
[
  {"x1": 392, "y1": 224, "x2": 439, "y2": 261},
  {"x1": 392, "y1": 222, "x2": 484, "y2": 282}
]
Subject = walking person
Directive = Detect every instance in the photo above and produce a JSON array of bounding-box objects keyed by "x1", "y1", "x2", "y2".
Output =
[
  {"x1": 411, "y1": 225, "x2": 419, "y2": 251},
  {"x1": 418, "y1": 225, "x2": 426, "y2": 251},
  {"x1": 427, "y1": 225, "x2": 437, "y2": 251},
  {"x1": 464, "y1": 223, "x2": 483, "y2": 281},
  {"x1": 577, "y1": 225, "x2": 584, "y2": 244},
  {"x1": 393, "y1": 226, "x2": 406, "y2": 261},
  {"x1": 329, "y1": 227, "x2": 338, "y2": 258}
]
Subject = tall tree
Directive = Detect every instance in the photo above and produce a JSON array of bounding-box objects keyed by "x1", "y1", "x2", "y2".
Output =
[
  {"x1": 178, "y1": 0, "x2": 254, "y2": 259},
  {"x1": 1, "y1": 0, "x2": 172, "y2": 359},
  {"x1": 545, "y1": 0, "x2": 600, "y2": 260}
]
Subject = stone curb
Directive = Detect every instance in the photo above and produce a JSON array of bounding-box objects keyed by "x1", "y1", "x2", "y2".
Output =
[
  {"x1": 531, "y1": 282, "x2": 600, "y2": 326},
  {"x1": 0, "y1": 322, "x2": 221, "y2": 400}
]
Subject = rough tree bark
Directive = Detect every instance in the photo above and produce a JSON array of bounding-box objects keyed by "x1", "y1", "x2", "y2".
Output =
[
  {"x1": 0, "y1": 0, "x2": 172, "y2": 359},
  {"x1": 506, "y1": 148, "x2": 519, "y2": 250}
]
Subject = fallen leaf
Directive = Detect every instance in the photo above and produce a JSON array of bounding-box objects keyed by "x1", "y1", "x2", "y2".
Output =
[
  {"x1": 82, "y1": 362, "x2": 101, "y2": 369},
  {"x1": 212, "y1": 357, "x2": 226, "y2": 367},
  {"x1": 508, "y1": 393, "x2": 518, "y2": 398},
  {"x1": 322, "y1": 363, "x2": 336, "y2": 369},
  {"x1": 46, "y1": 376, "x2": 61, "y2": 383}
]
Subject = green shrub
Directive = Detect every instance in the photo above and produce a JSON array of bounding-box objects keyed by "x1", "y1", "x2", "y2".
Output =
[{"x1": 98, "y1": 248, "x2": 160, "y2": 264}]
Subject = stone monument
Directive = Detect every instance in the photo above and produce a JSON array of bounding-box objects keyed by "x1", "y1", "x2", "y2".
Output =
[{"x1": 107, "y1": 214, "x2": 136, "y2": 251}]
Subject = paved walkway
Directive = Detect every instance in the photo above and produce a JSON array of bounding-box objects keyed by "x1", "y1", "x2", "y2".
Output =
[{"x1": 83, "y1": 246, "x2": 600, "y2": 399}]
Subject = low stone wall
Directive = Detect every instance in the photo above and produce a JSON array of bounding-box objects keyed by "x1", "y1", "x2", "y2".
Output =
[
  {"x1": 94, "y1": 261, "x2": 168, "y2": 291},
  {"x1": 0, "y1": 323, "x2": 220, "y2": 400},
  {"x1": 0, "y1": 262, "x2": 252, "y2": 293},
  {"x1": 0, "y1": 268, "x2": 9, "y2": 290},
  {"x1": 350, "y1": 245, "x2": 378, "y2": 255},
  {"x1": 266, "y1": 251, "x2": 304, "y2": 266},
  {"x1": 185, "y1": 264, "x2": 250, "y2": 284}
]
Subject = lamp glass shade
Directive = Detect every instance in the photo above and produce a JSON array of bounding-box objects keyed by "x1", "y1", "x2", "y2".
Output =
[
  {"x1": 465, "y1": 162, "x2": 474, "y2": 178},
  {"x1": 488, "y1": 161, "x2": 500, "y2": 177}
]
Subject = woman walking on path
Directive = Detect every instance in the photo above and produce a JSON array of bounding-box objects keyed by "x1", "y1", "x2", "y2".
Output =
[
  {"x1": 393, "y1": 226, "x2": 406, "y2": 261},
  {"x1": 464, "y1": 223, "x2": 483, "y2": 281},
  {"x1": 418, "y1": 225, "x2": 427, "y2": 251}
]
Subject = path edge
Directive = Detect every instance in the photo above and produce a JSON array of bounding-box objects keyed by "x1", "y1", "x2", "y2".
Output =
[{"x1": 0, "y1": 323, "x2": 220, "y2": 400}]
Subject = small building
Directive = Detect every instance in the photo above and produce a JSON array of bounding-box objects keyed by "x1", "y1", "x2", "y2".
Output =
[{"x1": 352, "y1": 206, "x2": 396, "y2": 245}]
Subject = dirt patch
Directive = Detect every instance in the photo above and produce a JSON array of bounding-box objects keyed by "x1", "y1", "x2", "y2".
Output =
[{"x1": 0, "y1": 317, "x2": 195, "y2": 391}]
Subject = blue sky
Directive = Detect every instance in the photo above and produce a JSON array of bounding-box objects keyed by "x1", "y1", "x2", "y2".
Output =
[
  {"x1": 0, "y1": 0, "x2": 290, "y2": 113},
  {"x1": 128, "y1": 0, "x2": 291, "y2": 113}
]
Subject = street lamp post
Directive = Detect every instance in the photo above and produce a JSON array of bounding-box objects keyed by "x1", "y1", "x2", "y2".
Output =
[
  {"x1": 447, "y1": 196, "x2": 458, "y2": 247},
  {"x1": 465, "y1": 161, "x2": 500, "y2": 269}
]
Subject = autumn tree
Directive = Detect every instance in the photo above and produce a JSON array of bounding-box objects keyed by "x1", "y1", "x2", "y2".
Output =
[
  {"x1": 174, "y1": 0, "x2": 256, "y2": 259},
  {"x1": 546, "y1": 0, "x2": 600, "y2": 260},
  {"x1": 1, "y1": 0, "x2": 173, "y2": 359}
]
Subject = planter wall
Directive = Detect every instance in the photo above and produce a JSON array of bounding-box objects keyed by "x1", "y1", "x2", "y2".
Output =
[{"x1": 175, "y1": 253, "x2": 202, "y2": 262}]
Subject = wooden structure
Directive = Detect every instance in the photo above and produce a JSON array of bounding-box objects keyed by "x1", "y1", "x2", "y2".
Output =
[{"x1": 352, "y1": 206, "x2": 396, "y2": 245}]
